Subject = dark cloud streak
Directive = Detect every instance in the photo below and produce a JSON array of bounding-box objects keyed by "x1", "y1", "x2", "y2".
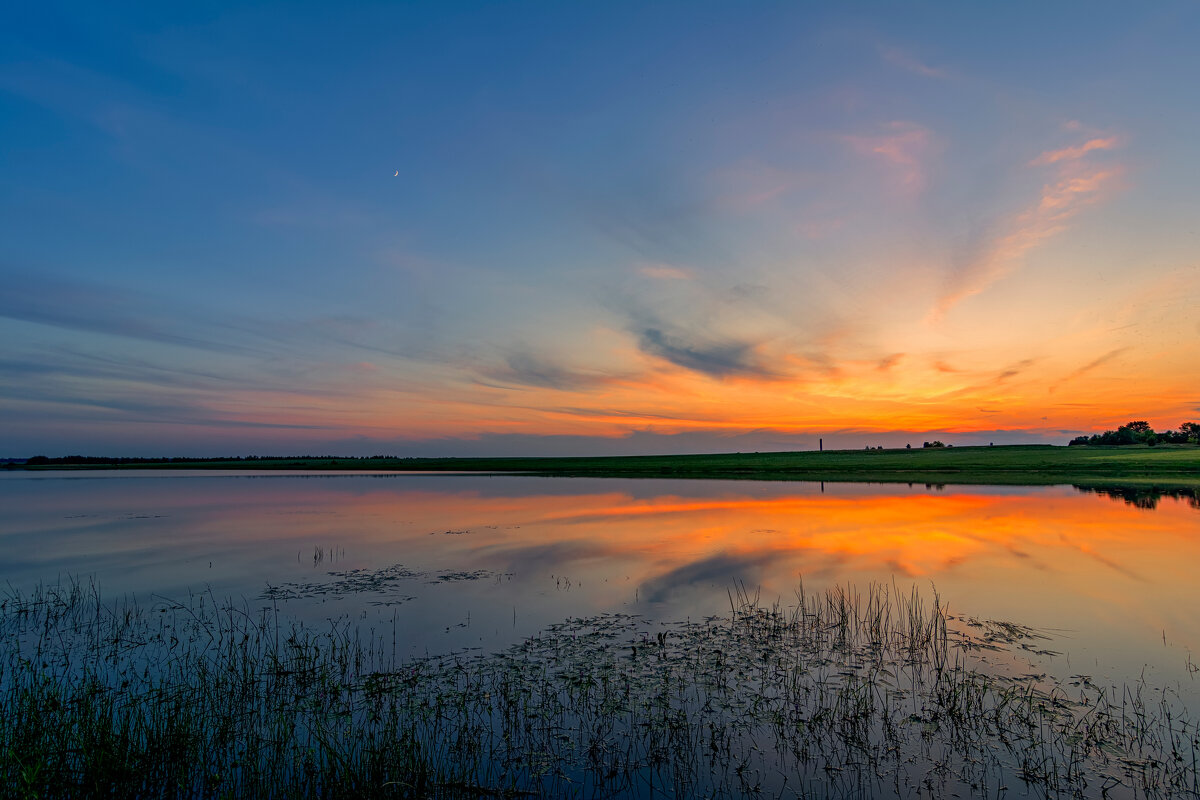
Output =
[
  {"x1": 637, "y1": 327, "x2": 771, "y2": 379},
  {"x1": 0, "y1": 274, "x2": 265, "y2": 356},
  {"x1": 479, "y1": 350, "x2": 616, "y2": 391}
]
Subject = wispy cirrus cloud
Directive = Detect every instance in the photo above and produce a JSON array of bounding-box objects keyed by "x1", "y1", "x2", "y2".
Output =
[
  {"x1": 0, "y1": 272, "x2": 264, "y2": 356},
  {"x1": 995, "y1": 358, "x2": 1037, "y2": 383},
  {"x1": 879, "y1": 46, "x2": 948, "y2": 79},
  {"x1": 638, "y1": 263, "x2": 694, "y2": 281},
  {"x1": 543, "y1": 163, "x2": 720, "y2": 265},
  {"x1": 840, "y1": 121, "x2": 935, "y2": 194},
  {"x1": 606, "y1": 277, "x2": 818, "y2": 383},
  {"x1": 709, "y1": 160, "x2": 807, "y2": 213},
  {"x1": 1029, "y1": 137, "x2": 1121, "y2": 166},
  {"x1": 931, "y1": 131, "x2": 1124, "y2": 319},
  {"x1": 478, "y1": 349, "x2": 623, "y2": 392},
  {"x1": 0, "y1": 375, "x2": 330, "y2": 431},
  {"x1": 1049, "y1": 348, "x2": 1129, "y2": 392},
  {"x1": 876, "y1": 353, "x2": 905, "y2": 371}
]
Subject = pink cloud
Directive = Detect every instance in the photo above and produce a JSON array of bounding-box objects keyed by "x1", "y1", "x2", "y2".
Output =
[
  {"x1": 931, "y1": 139, "x2": 1124, "y2": 319},
  {"x1": 711, "y1": 160, "x2": 807, "y2": 213},
  {"x1": 638, "y1": 264, "x2": 694, "y2": 281},
  {"x1": 1029, "y1": 137, "x2": 1121, "y2": 166},
  {"x1": 841, "y1": 121, "x2": 934, "y2": 194},
  {"x1": 1037, "y1": 168, "x2": 1120, "y2": 211}
]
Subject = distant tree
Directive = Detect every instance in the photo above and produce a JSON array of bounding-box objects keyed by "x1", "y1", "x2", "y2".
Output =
[
  {"x1": 1126, "y1": 422, "x2": 1159, "y2": 445},
  {"x1": 1068, "y1": 420, "x2": 1200, "y2": 446},
  {"x1": 923, "y1": 441, "x2": 945, "y2": 448},
  {"x1": 1093, "y1": 421, "x2": 1154, "y2": 445},
  {"x1": 1110, "y1": 425, "x2": 1136, "y2": 445}
]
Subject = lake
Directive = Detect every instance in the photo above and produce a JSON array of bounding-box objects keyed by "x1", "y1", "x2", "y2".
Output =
[
  {"x1": 5, "y1": 470, "x2": 1200, "y2": 798},
  {"x1": 3, "y1": 470, "x2": 1197, "y2": 692}
]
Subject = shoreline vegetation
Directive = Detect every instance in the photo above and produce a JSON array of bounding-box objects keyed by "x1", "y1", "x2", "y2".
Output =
[
  {"x1": 4, "y1": 578, "x2": 1198, "y2": 798},
  {"x1": 9, "y1": 444, "x2": 1200, "y2": 488}
]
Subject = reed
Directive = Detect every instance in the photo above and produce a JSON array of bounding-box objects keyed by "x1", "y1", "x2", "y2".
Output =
[{"x1": 2, "y1": 578, "x2": 1197, "y2": 798}]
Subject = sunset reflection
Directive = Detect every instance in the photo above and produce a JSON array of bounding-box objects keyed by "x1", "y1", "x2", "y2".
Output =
[{"x1": 3, "y1": 473, "x2": 1198, "y2": 679}]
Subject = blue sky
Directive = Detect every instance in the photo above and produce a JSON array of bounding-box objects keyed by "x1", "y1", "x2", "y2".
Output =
[{"x1": 3, "y1": 2, "x2": 1199, "y2": 456}]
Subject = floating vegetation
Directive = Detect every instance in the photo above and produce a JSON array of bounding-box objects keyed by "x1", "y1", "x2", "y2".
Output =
[
  {"x1": 431, "y1": 569, "x2": 497, "y2": 583},
  {"x1": 261, "y1": 563, "x2": 507, "y2": 602},
  {"x1": 2, "y1": 579, "x2": 1197, "y2": 799},
  {"x1": 263, "y1": 563, "x2": 423, "y2": 601}
]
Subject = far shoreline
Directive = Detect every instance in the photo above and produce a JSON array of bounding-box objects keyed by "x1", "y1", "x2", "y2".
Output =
[{"x1": 8, "y1": 443, "x2": 1200, "y2": 487}]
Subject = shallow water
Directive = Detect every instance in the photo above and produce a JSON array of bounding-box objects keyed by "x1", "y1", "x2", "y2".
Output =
[{"x1": 1, "y1": 470, "x2": 1197, "y2": 696}]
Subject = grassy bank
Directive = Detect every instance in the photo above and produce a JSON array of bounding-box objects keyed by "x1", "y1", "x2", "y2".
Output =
[
  {"x1": 14, "y1": 444, "x2": 1200, "y2": 486},
  {"x1": 2, "y1": 580, "x2": 1197, "y2": 798}
]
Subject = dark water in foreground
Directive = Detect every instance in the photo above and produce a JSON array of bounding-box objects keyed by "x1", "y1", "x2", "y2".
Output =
[{"x1": 2, "y1": 471, "x2": 1198, "y2": 695}]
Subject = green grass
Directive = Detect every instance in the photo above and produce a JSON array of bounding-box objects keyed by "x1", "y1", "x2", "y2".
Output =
[
  {"x1": 395, "y1": 443, "x2": 1200, "y2": 484},
  {"x1": 3, "y1": 579, "x2": 1198, "y2": 798},
  {"x1": 18, "y1": 444, "x2": 1200, "y2": 487}
]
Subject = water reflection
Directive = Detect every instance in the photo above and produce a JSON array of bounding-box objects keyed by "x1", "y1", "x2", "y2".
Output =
[
  {"x1": 1074, "y1": 482, "x2": 1200, "y2": 510},
  {"x1": 1, "y1": 472, "x2": 1197, "y2": 687}
]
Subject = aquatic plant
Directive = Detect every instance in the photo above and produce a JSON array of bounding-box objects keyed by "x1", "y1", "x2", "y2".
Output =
[{"x1": 1, "y1": 579, "x2": 1196, "y2": 798}]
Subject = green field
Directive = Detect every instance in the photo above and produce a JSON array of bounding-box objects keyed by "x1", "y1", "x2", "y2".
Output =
[{"x1": 15, "y1": 444, "x2": 1200, "y2": 487}]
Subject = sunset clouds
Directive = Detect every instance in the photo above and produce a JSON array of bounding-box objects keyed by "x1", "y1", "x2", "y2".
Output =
[
  {"x1": 1028, "y1": 137, "x2": 1121, "y2": 166},
  {"x1": 840, "y1": 121, "x2": 936, "y2": 195},
  {"x1": 1, "y1": 3, "x2": 1198, "y2": 455},
  {"x1": 932, "y1": 132, "x2": 1125, "y2": 318}
]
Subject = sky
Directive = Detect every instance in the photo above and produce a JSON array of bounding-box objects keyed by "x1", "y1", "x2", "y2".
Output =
[{"x1": 3, "y1": 2, "x2": 1199, "y2": 457}]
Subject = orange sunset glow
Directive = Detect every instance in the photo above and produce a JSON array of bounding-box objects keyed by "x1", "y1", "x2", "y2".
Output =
[{"x1": 3, "y1": 5, "x2": 1198, "y2": 457}]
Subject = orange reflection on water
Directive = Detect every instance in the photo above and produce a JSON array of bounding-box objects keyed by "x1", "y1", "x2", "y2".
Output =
[
  {"x1": 395, "y1": 486, "x2": 1192, "y2": 580},
  {"x1": 308, "y1": 481, "x2": 1199, "y2": 664},
  {"x1": 251, "y1": 480, "x2": 1196, "y2": 623},
  {"x1": 10, "y1": 474, "x2": 1195, "y2": 679}
]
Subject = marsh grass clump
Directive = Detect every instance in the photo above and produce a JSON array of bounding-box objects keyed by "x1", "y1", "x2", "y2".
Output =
[{"x1": 2, "y1": 579, "x2": 1197, "y2": 799}]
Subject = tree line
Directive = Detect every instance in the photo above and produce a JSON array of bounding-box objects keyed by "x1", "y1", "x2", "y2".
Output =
[
  {"x1": 1069, "y1": 420, "x2": 1200, "y2": 447},
  {"x1": 19, "y1": 455, "x2": 407, "y2": 466}
]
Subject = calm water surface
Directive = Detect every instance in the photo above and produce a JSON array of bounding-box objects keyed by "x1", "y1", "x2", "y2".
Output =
[{"x1": 2, "y1": 470, "x2": 1197, "y2": 695}]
